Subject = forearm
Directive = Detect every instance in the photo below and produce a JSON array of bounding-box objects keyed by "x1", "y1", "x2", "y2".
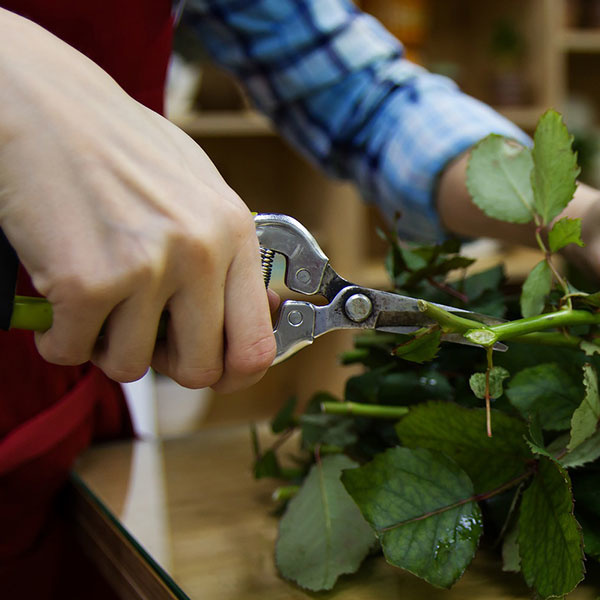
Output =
[
  {"x1": 0, "y1": 8, "x2": 145, "y2": 159},
  {"x1": 183, "y1": 0, "x2": 530, "y2": 243}
]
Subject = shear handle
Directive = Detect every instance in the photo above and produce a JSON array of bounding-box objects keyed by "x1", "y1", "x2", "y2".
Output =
[{"x1": 254, "y1": 213, "x2": 330, "y2": 296}]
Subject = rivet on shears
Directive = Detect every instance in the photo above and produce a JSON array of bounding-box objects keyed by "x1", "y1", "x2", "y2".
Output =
[
  {"x1": 344, "y1": 293, "x2": 372, "y2": 323},
  {"x1": 295, "y1": 268, "x2": 311, "y2": 285},
  {"x1": 287, "y1": 310, "x2": 304, "y2": 327}
]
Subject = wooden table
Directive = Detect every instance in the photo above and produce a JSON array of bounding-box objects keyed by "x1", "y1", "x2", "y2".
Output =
[{"x1": 70, "y1": 424, "x2": 599, "y2": 600}]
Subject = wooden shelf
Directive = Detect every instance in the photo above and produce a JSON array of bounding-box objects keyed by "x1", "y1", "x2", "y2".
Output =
[
  {"x1": 170, "y1": 110, "x2": 274, "y2": 137},
  {"x1": 560, "y1": 28, "x2": 600, "y2": 52}
]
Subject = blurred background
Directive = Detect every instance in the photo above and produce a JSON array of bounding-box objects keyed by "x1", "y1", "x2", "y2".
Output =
[{"x1": 125, "y1": 0, "x2": 600, "y2": 439}]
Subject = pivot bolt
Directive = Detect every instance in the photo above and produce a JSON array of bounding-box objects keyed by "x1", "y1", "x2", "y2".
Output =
[
  {"x1": 295, "y1": 268, "x2": 311, "y2": 285},
  {"x1": 287, "y1": 310, "x2": 304, "y2": 327},
  {"x1": 344, "y1": 294, "x2": 372, "y2": 323}
]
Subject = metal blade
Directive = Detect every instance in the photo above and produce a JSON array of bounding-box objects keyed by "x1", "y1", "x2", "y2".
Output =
[
  {"x1": 375, "y1": 326, "x2": 508, "y2": 352},
  {"x1": 371, "y1": 291, "x2": 507, "y2": 351}
]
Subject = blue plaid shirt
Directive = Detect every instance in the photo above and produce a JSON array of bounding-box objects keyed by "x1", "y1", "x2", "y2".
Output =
[{"x1": 182, "y1": 0, "x2": 530, "y2": 242}]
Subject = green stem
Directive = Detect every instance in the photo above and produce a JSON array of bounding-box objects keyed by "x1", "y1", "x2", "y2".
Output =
[
  {"x1": 534, "y1": 226, "x2": 571, "y2": 304},
  {"x1": 272, "y1": 485, "x2": 300, "y2": 502},
  {"x1": 420, "y1": 300, "x2": 600, "y2": 349},
  {"x1": 321, "y1": 401, "x2": 409, "y2": 419},
  {"x1": 484, "y1": 309, "x2": 600, "y2": 342},
  {"x1": 485, "y1": 347, "x2": 493, "y2": 438},
  {"x1": 508, "y1": 331, "x2": 583, "y2": 348},
  {"x1": 418, "y1": 300, "x2": 491, "y2": 334}
]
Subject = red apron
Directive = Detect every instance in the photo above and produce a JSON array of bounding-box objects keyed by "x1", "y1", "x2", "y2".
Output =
[{"x1": 0, "y1": 2, "x2": 173, "y2": 596}]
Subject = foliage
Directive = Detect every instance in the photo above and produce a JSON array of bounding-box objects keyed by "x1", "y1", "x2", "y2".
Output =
[
  {"x1": 254, "y1": 110, "x2": 600, "y2": 598},
  {"x1": 275, "y1": 454, "x2": 375, "y2": 591}
]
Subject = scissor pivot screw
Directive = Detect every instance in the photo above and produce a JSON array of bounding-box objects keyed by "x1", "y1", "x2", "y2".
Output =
[
  {"x1": 287, "y1": 310, "x2": 304, "y2": 327},
  {"x1": 295, "y1": 268, "x2": 312, "y2": 285},
  {"x1": 345, "y1": 293, "x2": 372, "y2": 323}
]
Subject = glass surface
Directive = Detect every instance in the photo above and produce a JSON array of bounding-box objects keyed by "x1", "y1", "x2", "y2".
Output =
[{"x1": 73, "y1": 424, "x2": 600, "y2": 600}]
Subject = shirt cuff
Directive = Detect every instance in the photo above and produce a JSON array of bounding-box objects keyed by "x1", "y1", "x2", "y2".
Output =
[{"x1": 354, "y1": 68, "x2": 532, "y2": 242}]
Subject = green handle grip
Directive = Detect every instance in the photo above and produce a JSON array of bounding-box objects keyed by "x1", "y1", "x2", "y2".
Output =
[
  {"x1": 10, "y1": 295, "x2": 169, "y2": 338},
  {"x1": 10, "y1": 296, "x2": 53, "y2": 331}
]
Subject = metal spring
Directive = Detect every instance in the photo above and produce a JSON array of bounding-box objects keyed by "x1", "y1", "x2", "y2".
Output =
[{"x1": 260, "y1": 246, "x2": 275, "y2": 288}]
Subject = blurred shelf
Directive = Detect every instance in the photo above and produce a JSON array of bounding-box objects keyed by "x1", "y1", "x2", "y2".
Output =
[
  {"x1": 560, "y1": 29, "x2": 600, "y2": 52},
  {"x1": 171, "y1": 110, "x2": 275, "y2": 137}
]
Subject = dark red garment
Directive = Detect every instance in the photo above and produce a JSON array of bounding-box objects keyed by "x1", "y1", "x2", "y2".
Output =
[{"x1": 0, "y1": 1, "x2": 173, "y2": 597}]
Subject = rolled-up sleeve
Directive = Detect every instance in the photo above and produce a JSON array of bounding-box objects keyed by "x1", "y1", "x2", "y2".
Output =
[{"x1": 183, "y1": 0, "x2": 531, "y2": 241}]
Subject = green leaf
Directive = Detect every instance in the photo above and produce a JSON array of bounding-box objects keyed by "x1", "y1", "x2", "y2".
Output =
[
  {"x1": 461, "y1": 265, "x2": 507, "y2": 318},
  {"x1": 467, "y1": 134, "x2": 535, "y2": 224},
  {"x1": 469, "y1": 366, "x2": 510, "y2": 400},
  {"x1": 395, "y1": 401, "x2": 530, "y2": 494},
  {"x1": 525, "y1": 414, "x2": 554, "y2": 459},
  {"x1": 525, "y1": 439, "x2": 553, "y2": 460},
  {"x1": 507, "y1": 363, "x2": 582, "y2": 430},
  {"x1": 520, "y1": 259, "x2": 552, "y2": 318},
  {"x1": 568, "y1": 364, "x2": 600, "y2": 451},
  {"x1": 468, "y1": 290, "x2": 507, "y2": 319},
  {"x1": 462, "y1": 265, "x2": 504, "y2": 300},
  {"x1": 532, "y1": 110, "x2": 580, "y2": 225},
  {"x1": 275, "y1": 455, "x2": 376, "y2": 591},
  {"x1": 426, "y1": 255, "x2": 476, "y2": 279},
  {"x1": 518, "y1": 457, "x2": 584, "y2": 598},
  {"x1": 528, "y1": 412, "x2": 545, "y2": 449},
  {"x1": 400, "y1": 246, "x2": 428, "y2": 271},
  {"x1": 548, "y1": 217, "x2": 585, "y2": 253},
  {"x1": 581, "y1": 340, "x2": 600, "y2": 356},
  {"x1": 299, "y1": 413, "x2": 357, "y2": 450},
  {"x1": 271, "y1": 396, "x2": 297, "y2": 434},
  {"x1": 345, "y1": 367, "x2": 394, "y2": 405},
  {"x1": 560, "y1": 430, "x2": 600, "y2": 468},
  {"x1": 502, "y1": 524, "x2": 521, "y2": 573},
  {"x1": 576, "y1": 292, "x2": 600, "y2": 309},
  {"x1": 250, "y1": 424, "x2": 283, "y2": 479},
  {"x1": 393, "y1": 327, "x2": 441, "y2": 364},
  {"x1": 254, "y1": 448, "x2": 282, "y2": 479},
  {"x1": 378, "y1": 370, "x2": 453, "y2": 405},
  {"x1": 342, "y1": 447, "x2": 482, "y2": 589}
]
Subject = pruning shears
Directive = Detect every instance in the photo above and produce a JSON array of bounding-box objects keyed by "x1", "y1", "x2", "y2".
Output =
[{"x1": 3, "y1": 213, "x2": 505, "y2": 365}]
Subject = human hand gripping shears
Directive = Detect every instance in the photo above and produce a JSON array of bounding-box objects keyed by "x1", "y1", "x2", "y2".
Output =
[{"x1": 7, "y1": 213, "x2": 505, "y2": 363}]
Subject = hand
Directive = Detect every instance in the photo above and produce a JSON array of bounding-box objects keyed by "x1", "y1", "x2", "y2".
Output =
[{"x1": 0, "y1": 9, "x2": 276, "y2": 391}]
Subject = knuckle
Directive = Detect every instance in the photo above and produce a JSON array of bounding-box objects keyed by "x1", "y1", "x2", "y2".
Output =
[
  {"x1": 169, "y1": 223, "x2": 216, "y2": 269},
  {"x1": 228, "y1": 332, "x2": 277, "y2": 377},
  {"x1": 171, "y1": 365, "x2": 223, "y2": 389},
  {"x1": 45, "y1": 272, "x2": 111, "y2": 309},
  {"x1": 37, "y1": 340, "x2": 88, "y2": 367},
  {"x1": 229, "y1": 208, "x2": 256, "y2": 242},
  {"x1": 179, "y1": 203, "x2": 252, "y2": 251},
  {"x1": 100, "y1": 362, "x2": 149, "y2": 384}
]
